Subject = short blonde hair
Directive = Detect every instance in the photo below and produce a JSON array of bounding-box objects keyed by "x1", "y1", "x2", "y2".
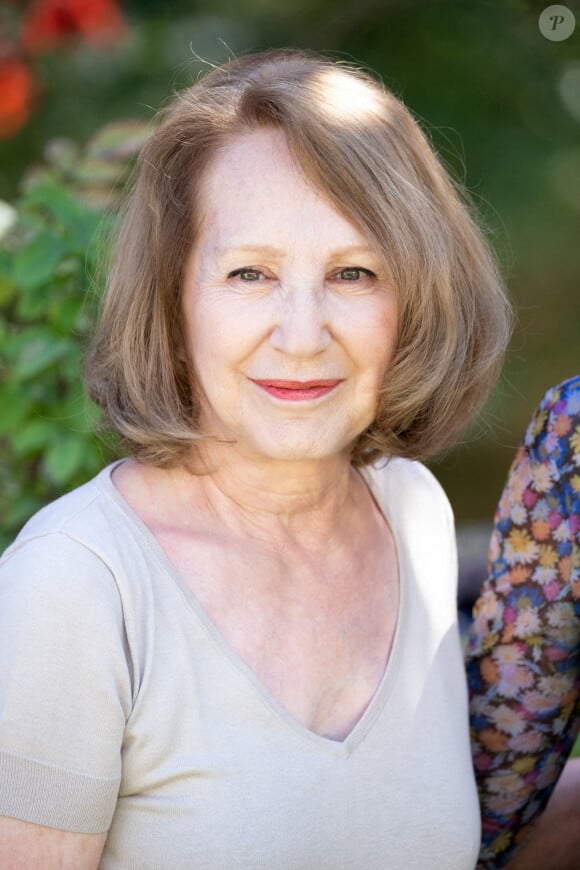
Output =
[{"x1": 85, "y1": 48, "x2": 512, "y2": 466}]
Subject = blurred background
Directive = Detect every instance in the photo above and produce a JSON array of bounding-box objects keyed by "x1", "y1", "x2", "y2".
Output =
[{"x1": 0, "y1": 0, "x2": 579, "y2": 588}]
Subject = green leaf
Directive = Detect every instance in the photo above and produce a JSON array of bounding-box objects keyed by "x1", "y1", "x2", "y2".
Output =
[
  {"x1": 14, "y1": 335, "x2": 73, "y2": 379},
  {"x1": 75, "y1": 157, "x2": 125, "y2": 186},
  {"x1": 0, "y1": 275, "x2": 17, "y2": 306},
  {"x1": 17, "y1": 285, "x2": 58, "y2": 321},
  {"x1": 43, "y1": 434, "x2": 87, "y2": 486},
  {"x1": 24, "y1": 181, "x2": 83, "y2": 231},
  {"x1": 0, "y1": 381, "x2": 33, "y2": 434},
  {"x1": 46, "y1": 294, "x2": 84, "y2": 332},
  {"x1": 12, "y1": 231, "x2": 67, "y2": 291},
  {"x1": 11, "y1": 419, "x2": 53, "y2": 456},
  {"x1": 0, "y1": 250, "x2": 12, "y2": 272},
  {"x1": 86, "y1": 119, "x2": 151, "y2": 162}
]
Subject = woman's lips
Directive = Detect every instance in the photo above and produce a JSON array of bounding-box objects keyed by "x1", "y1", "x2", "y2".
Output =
[{"x1": 249, "y1": 378, "x2": 344, "y2": 401}]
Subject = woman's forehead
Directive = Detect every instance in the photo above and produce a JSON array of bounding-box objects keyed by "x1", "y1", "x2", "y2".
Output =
[
  {"x1": 199, "y1": 128, "x2": 306, "y2": 201},
  {"x1": 195, "y1": 129, "x2": 375, "y2": 253}
]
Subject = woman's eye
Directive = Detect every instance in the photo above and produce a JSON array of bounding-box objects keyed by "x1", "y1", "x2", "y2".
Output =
[
  {"x1": 336, "y1": 267, "x2": 375, "y2": 281},
  {"x1": 229, "y1": 268, "x2": 265, "y2": 282}
]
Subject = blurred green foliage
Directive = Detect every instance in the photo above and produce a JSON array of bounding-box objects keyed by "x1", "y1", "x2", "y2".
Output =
[
  {"x1": 0, "y1": 0, "x2": 579, "y2": 538},
  {"x1": 0, "y1": 177, "x2": 116, "y2": 550},
  {"x1": 0, "y1": 119, "x2": 151, "y2": 549}
]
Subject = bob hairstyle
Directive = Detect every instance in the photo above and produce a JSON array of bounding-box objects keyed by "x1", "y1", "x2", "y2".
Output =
[{"x1": 85, "y1": 48, "x2": 512, "y2": 467}]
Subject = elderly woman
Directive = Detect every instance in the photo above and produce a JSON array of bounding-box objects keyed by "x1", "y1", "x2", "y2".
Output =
[{"x1": 0, "y1": 50, "x2": 511, "y2": 868}]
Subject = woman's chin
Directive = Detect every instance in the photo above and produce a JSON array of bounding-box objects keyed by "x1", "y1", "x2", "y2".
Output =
[{"x1": 238, "y1": 426, "x2": 356, "y2": 464}]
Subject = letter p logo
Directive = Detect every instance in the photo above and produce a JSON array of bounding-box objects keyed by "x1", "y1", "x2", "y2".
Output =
[{"x1": 539, "y1": 5, "x2": 576, "y2": 41}]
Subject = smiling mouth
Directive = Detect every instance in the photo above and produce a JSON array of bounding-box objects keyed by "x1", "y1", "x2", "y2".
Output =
[
  {"x1": 251, "y1": 379, "x2": 343, "y2": 389},
  {"x1": 249, "y1": 378, "x2": 344, "y2": 402}
]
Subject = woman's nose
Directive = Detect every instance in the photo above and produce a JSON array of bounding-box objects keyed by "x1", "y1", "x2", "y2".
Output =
[{"x1": 268, "y1": 289, "x2": 332, "y2": 358}]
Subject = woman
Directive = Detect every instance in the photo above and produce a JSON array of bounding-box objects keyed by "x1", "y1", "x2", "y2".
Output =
[
  {"x1": 0, "y1": 50, "x2": 511, "y2": 868},
  {"x1": 467, "y1": 376, "x2": 580, "y2": 870}
]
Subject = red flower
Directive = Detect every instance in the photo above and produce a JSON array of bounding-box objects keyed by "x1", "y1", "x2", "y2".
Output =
[
  {"x1": 0, "y1": 56, "x2": 36, "y2": 139},
  {"x1": 21, "y1": 0, "x2": 128, "y2": 52}
]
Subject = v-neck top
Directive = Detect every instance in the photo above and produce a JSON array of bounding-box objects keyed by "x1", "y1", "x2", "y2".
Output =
[{"x1": 0, "y1": 456, "x2": 480, "y2": 869}]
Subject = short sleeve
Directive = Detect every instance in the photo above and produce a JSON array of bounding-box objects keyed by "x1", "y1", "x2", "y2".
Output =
[
  {"x1": 465, "y1": 377, "x2": 580, "y2": 868},
  {"x1": 0, "y1": 533, "x2": 133, "y2": 833}
]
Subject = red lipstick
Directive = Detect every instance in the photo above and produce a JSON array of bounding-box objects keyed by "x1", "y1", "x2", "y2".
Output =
[{"x1": 250, "y1": 378, "x2": 343, "y2": 402}]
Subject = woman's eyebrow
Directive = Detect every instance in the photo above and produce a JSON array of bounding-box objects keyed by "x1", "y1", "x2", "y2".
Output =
[
  {"x1": 213, "y1": 244, "x2": 286, "y2": 259},
  {"x1": 333, "y1": 245, "x2": 378, "y2": 258}
]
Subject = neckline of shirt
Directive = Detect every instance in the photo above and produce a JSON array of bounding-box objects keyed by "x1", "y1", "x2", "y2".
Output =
[{"x1": 97, "y1": 458, "x2": 407, "y2": 759}]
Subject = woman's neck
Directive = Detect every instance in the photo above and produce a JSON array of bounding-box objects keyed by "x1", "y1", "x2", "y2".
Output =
[
  {"x1": 173, "y1": 445, "x2": 361, "y2": 553},
  {"x1": 114, "y1": 445, "x2": 372, "y2": 560}
]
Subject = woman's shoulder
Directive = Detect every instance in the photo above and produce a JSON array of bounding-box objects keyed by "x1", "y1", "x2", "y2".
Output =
[
  {"x1": 0, "y1": 461, "x2": 154, "y2": 666},
  {"x1": 524, "y1": 375, "x2": 580, "y2": 462},
  {"x1": 0, "y1": 461, "x2": 132, "y2": 575},
  {"x1": 359, "y1": 455, "x2": 452, "y2": 517},
  {"x1": 357, "y1": 455, "x2": 455, "y2": 559},
  {"x1": 503, "y1": 376, "x2": 580, "y2": 519},
  {"x1": 535, "y1": 374, "x2": 580, "y2": 413},
  {"x1": 0, "y1": 466, "x2": 131, "y2": 657}
]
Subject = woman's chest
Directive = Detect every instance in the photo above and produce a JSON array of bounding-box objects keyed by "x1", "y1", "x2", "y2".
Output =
[
  {"x1": 108, "y1": 567, "x2": 479, "y2": 870},
  {"x1": 160, "y1": 524, "x2": 399, "y2": 741}
]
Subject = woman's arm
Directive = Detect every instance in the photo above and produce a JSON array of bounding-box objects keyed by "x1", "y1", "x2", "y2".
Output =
[
  {"x1": 0, "y1": 817, "x2": 107, "y2": 870},
  {"x1": 0, "y1": 535, "x2": 131, "y2": 846},
  {"x1": 466, "y1": 377, "x2": 580, "y2": 869},
  {"x1": 504, "y1": 757, "x2": 580, "y2": 870}
]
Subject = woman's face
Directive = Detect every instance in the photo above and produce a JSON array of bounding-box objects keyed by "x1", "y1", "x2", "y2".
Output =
[{"x1": 181, "y1": 128, "x2": 398, "y2": 464}]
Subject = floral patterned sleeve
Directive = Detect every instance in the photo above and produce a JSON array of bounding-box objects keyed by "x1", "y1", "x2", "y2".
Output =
[{"x1": 465, "y1": 376, "x2": 580, "y2": 869}]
